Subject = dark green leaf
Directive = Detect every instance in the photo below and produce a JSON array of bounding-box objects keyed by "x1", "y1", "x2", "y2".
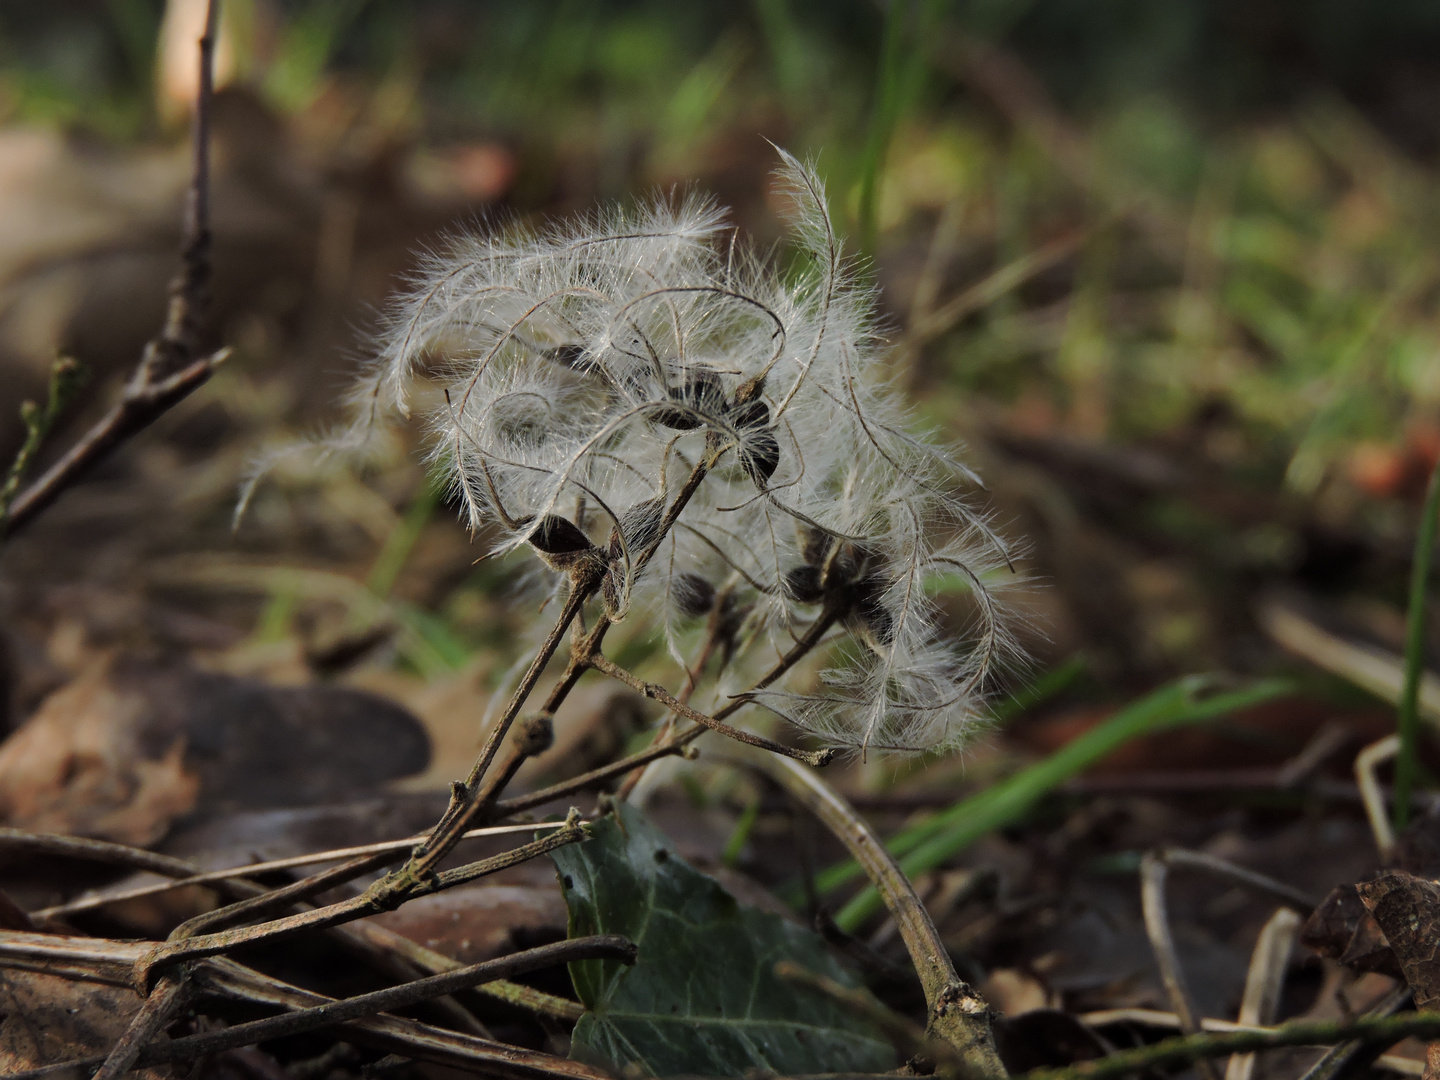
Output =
[{"x1": 551, "y1": 804, "x2": 897, "y2": 1078}]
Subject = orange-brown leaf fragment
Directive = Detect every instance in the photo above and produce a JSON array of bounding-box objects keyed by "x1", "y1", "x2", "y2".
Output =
[
  {"x1": 1357, "y1": 872, "x2": 1440, "y2": 1080},
  {"x1": 0, "y1": 661, "x2": 198, "y2": 847},
  {"x1": 0, "y1": 968, "x2": 168, "y2": 1078}
]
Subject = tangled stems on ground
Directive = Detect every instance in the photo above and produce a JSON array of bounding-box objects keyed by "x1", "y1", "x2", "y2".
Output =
[{"x1": 1019, "y1": 1012, "x2": 1440, "y2": 1080}]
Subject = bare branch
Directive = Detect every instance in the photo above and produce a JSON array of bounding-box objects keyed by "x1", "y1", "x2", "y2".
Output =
[
  {"x1": 589, "y1": 652, "x2": 833, "y2": 767},
  {"x1": 0, "y1": 0, "x2": 225, "y2": 539},
  {"x1": 32, "y1": 821, "x2": 575, "y2": 922},
  {"x1": 143, "y1": 937, "x2": 634, "y2": 1067},
  {"x1": 133, "y1": 818, "x2": 590, "y2": 989}
]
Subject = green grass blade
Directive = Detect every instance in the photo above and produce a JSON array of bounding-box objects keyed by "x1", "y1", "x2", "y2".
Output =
[
  {"x1": 830, "y1": 676, "x2": 1292, "y2": 931},
  {"x1": 1394, "y1": 458, "x2": 1440, "y2": 829},
  {"x1": 814, "y1": 676, "x2": 1187, "y2": 897},
  {"x1": 855, "y1": 0, "x2": 911, "y2": 257},
  {"x1": 394, "y1": 603, "x2": 473, "y2": 679},
  {"x1": 367, "y1": 470, "x2": 445, "y2": 599},
  {"x1": 989, "y1": 653, "x2": 1087, "y2": 725}
]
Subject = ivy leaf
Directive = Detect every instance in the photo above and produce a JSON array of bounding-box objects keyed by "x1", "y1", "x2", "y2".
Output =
[{"x1": 551, "y1": 804, "x2": 897, "y2": 1078}]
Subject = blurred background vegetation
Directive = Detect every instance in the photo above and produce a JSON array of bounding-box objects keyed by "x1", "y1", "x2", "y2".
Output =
[
  {"x1": 2, "y1": 0, "x2": 1439, "y2": 754},
  {"x1": 8, "y1": 9, "x2": 1440, "y2": 1052}
]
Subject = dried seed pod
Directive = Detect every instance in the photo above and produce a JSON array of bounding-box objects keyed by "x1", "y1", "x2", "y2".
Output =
[
  {"x1": 739, "y1": 427, "x2": 780, "y2": 487},
  {"x1": 608, "y1": 497, "x2": 665, "y2": 559},
  {"x1": 783, "y1": 564, "x2": 824, "y2": 604},
  {"x1": 849, "y1": 574, "x2": 895, "y2": 649},
  {"x1": 799, "y1": 524, "x2": 832, "y2": 567},
  {"x1": 525, "y1": 514, "x2": 594, "y2": 557},
  {"x1": 672, "y1": 571, "x2": 716, "y2": 617},
  {"x1": 515, "y1": 713, "x2": 555, "y2": 757},
  {"x1": 649, "y1": 368, "x2": 727, "y2": 430},
  {"x1": 325, "y1": 149, "x2": 1022, "y2": 757}
]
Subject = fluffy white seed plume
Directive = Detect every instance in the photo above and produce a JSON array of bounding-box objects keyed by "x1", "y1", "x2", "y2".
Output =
[{"x1": 267, "y1": 150, "x2": 1022, "y2": 757}]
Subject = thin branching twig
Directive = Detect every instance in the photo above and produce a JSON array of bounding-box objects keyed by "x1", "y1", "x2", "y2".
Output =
[
  {"x1": 141, "y1": 936, "x2": 634, "y2": 1066},
  {"x1": 30, "y1": 821, "x2": 577, "y2": 922},
  {"x1": 589, "y1": 652, "x2": 833, "y2": 766},
  {"x1": 132, "y1": 816, "x2": 590, "y2": 989},
  {"x1": 0, "y1": 0, "x2": 228, "y2": 540},
  {"x1": 0, "y1": 943, "x2": 613, "y2": 1080}
]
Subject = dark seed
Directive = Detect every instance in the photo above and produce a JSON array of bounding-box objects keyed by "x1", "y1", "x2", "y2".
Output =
[
  {"x1": 852, "y1": 575, "x2": 895, "y2": 647},
  {"x1": 850, "y1": 543, "x2": 881, "y2": 573},
  {"x1": 862, "y1": 603, "x2": 895, "y2": 647},
  {"x1": 799, "y1": 525, "x2": 831, "y2": 567},
  {"x1": 650, "y1": 368, "x2": 727, "y2": 430},
  {"x1": 608, "y1": 497, "x2": 665, "y2": 559},
  {"x1": 546, "y1": 343, "x2": 586, "y2": 368},
  {"x1": 740, "y1": 428, "x2": 780, "y2": 487},
  {"x1": 731, "y1": 374, "x2": 766, "y2": 406},
  {"x1": 729, "y1": 398, "x2": 770, "y2": 431},
  {"x1": 626, "y1": 503, "x2": 665, "y2": 551},
  {"x1": 515, "y1": 714, "x2": 554, "y2": 756},
  {"x1": 673, "y1": 572, "x2": 716, "y2": 616},
  {"x1": 783, "y1": 564, "x2": 824, "y2": 604},
  {"x1": 677, "y1": 368, "x2": 726, "y2": 413},
  {"x1": 647, "y1": 403, "x2": 701, "y2": 429},
  {"x1": 525, "y1": 515, "x2": 595, "y2": 557}
]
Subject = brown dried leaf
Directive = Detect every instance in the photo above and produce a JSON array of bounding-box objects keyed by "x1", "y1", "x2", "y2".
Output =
[
  {"x1": 0, "y1": 968, "x2": 166, "y2": 1078},
  {"x1": 1357, "y1": 872, "x2": 1440, "y2": 1010},
  {"x1": 980, "y1": 968, "x2": 1052, "y2": 1016},
  {"x1": 1299, "y1": 812, "x2": 1440, "y2": 980},
  {"x1": 0, "y1": 661, "x2": 198, "y2": 846},
  {"x1": 1302, "y1": 884, "x2": 1404, "y2": 979},
  {"x1": 371, "y1": 883, "x2": 568, "y2": 965},
  {"x1": 1302, "y1": 885, "x2": 1368, "y2": 960},
  {"x1": 0, "y1": 656, "x2": 430, "y2": 847}
]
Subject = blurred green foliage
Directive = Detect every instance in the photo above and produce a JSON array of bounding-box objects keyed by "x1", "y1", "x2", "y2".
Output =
[
  {"x1": 6, "y1": 0, "x2": 1440, "y2": 673},
  {"x1": 11, "y1": 2, "x2": 1440, "y2": 141}
]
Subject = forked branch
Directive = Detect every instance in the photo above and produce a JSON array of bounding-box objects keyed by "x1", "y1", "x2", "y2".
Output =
[
  {"x1": 0, "y1": 0, "x2": 227, "y2": 540},
  {"x1": 589, "y1": 652, "x2": 833, "y2": 767}
]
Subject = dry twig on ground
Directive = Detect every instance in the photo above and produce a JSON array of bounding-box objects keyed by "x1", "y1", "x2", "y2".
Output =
[{"x1": 0, "y1": 0, "x2": 228, "y2": 541}]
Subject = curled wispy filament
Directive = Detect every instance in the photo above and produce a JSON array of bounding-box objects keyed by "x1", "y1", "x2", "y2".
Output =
[{"x1": 256, "y1": 150, "x2": 1023, "y2": 757}]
